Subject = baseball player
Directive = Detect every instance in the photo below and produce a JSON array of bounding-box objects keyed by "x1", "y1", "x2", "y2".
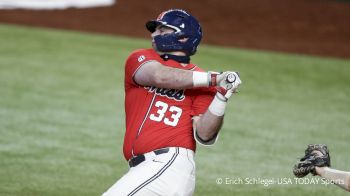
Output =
[
  {"x1": 293, "y1": 144, "x2": 350, "y2": 192},
  {"x1": 102, "y1": 9, "x2": 242, "y2": 196}
]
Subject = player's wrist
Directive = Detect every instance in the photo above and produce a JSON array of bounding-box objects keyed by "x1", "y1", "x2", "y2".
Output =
[
  {"x1": 315, "y1": 166, "x2": 326, "y2": 176},
  {"x1": 192, "y1": 71, "x2": 208, "y2": 87},
  {"x1": 208, "y1": 93, "x2": 227, "y2": 116},
  {"x1": 208, "y1": 71, "x2": 219, "y2": 86},
  {"x1": 192, "y1": 71, "x2": 219, "y2": 87},
  {"x1": 215, "y1": 91, "x2": 229, "y2": 102}
]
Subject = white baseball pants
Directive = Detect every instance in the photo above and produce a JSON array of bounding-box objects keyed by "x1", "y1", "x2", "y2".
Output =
[{"x1": 102, "y1": 147, "x2": 196, "y2": 196}]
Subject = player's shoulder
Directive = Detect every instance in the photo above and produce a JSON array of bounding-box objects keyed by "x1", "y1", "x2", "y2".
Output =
[
  {"x1": 128, "y1": 48, "x2": 157, "y2": 58},
  {"x1": 126, "y1": 48, "x2": 160, "y2": 64}
]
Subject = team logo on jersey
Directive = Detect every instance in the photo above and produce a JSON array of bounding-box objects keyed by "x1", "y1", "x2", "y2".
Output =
[
  {"x1": 138, "y1": 55, "x2": 145, "y2": 62},
  {"x1": 145, "y1": 86, "x2": 185, "y2": 101}
]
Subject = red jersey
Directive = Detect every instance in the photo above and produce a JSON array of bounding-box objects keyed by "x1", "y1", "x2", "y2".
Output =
[{"x1": 123, "y1": 49, "x2": 215, "y2": 160}]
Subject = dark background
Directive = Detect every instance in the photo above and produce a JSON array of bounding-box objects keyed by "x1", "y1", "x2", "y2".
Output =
[{"x1": 1, "y1": 0, "x2": 350, "y2": 58}]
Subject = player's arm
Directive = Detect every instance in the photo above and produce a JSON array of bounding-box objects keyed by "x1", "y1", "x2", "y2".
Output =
[
  {"x1": 134, "y1": 61, "x2": 192, "y2": 89},
  {"x1": 193, "y1": 73, "x2": 242, "y2": 144},
  {"x1": 316, "y1": 167, "x2": 350, "y2": 191},
  {"x1": 193, "y1": 111, "x2": 223, "y2": 144},
  {"x1": 293, "y1": 145, "x2": 350, "y2": 192},
  {"x1": 134, "y1": 60, "x2": 222, "y2": 89}
]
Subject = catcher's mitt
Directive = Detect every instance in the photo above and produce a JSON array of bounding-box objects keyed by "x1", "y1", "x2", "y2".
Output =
[{"x1": 293, "y1": 144, "x2": 331, "y2": 178}]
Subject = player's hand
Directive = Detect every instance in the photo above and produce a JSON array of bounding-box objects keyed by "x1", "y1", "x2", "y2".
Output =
[
  {"x1": 293, "y1": 144, "x2": 331, "y2": 178},
  {"x1": 210, "y1": 71, "x2": 242, "y2": 101}
]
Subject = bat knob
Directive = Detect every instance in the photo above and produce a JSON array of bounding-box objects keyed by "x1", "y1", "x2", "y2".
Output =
[{"x1": 226, "y1": 73, "x2": 236, "y2": 83}]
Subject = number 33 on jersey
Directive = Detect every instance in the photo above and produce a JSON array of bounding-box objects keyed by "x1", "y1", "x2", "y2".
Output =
[{"x1": 150, "y1": 101, "x2": 183, "y2": 127}]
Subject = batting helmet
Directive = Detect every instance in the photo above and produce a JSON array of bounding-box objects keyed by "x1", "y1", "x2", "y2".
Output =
[{"x1": 146, "y1": 9, "x2": 202, "y2": 56}]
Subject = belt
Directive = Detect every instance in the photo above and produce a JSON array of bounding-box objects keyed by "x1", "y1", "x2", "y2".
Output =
[{"x1": 128, "y1": 148, "x2": 170, "y2": 168}]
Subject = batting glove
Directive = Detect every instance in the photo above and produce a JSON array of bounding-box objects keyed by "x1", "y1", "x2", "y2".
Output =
[{"x1": 211, "y1": 71, "x2": 242, "y2": 101}]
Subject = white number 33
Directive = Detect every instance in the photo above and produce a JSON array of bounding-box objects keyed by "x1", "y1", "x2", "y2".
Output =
[{"x1": 149, "y1": 101, "x2": 182, "y2": 127}]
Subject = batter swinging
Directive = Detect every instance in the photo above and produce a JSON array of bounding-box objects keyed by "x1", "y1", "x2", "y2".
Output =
[{"x1": 102, "y1": 9, "x2": 242, "y2": 196}]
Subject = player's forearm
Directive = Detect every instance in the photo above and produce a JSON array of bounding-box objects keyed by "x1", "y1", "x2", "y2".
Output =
[
  {"x1": 134, "y1": 61, "x2": 194, "y2": 89},
  {"x1": 316, "y1": 167, "x2": 350, "y2": 191},
  {"x1": 194, "y1": 91, "x2": 233, "y2": 141},
  {"x1": 134, "y1": 61, "x2": 218, "y2": 89},
  {"x1": 195, "y1": 111, "x2": 223, "y2": 141},
  {"x1": 151, "y1": 65, "x2": 194, "y2": 89}
]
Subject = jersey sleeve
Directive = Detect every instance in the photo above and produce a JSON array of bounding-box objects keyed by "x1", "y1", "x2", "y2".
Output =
[
  {"x1": 194, "y1": 130, "x2": 219, "y2": 146},
  {"x1": 125, "y1": 49, "x2": 159, "y2": 87},
  {"x1": 191, "y1": 87, "x2": 216, "y2": 116}
]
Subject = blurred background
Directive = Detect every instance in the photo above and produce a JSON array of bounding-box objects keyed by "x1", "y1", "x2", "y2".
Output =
[
  {"x1": 0, "y1": 1, "x2": 349, "y2": 196},
  {"x1": 1, "y1": 0, "x2": 350, "y2": 58}
]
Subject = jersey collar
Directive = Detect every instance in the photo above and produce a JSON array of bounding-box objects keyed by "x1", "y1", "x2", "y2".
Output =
[{"x1": 160, "y1": 54, "x2": 190, "y2": 64}]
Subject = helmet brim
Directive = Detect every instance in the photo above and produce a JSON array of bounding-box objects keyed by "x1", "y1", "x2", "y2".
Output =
[{"x1": 146, "y1": 20, "x2": 163, "y2": 33}]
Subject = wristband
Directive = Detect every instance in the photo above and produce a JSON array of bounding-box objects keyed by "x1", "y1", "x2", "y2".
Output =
[
  {"x1": 208, "y1": 93, "x2": 227, "y2": 116},
  {"x1": 208, "y1": 72, "x2": 218, "y2": 86},
  {"x1": 193, "y1": 71, "x2": 209, "y2": 87}
]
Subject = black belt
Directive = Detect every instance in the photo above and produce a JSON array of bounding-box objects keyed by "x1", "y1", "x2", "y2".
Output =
[{"x1": 129, "y1": 148, "x2": 170, "y2": 168}]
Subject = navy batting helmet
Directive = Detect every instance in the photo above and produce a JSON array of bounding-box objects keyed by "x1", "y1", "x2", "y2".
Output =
[{"x1": 146, "y1": 9, "x2": 202, "y2": 56}]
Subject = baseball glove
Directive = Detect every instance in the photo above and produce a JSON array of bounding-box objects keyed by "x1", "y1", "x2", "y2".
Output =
[{"x1": 293, "y1": 144, "x2": 331, "y2": 178}]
